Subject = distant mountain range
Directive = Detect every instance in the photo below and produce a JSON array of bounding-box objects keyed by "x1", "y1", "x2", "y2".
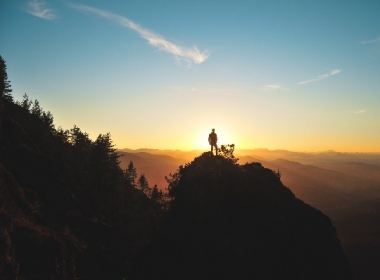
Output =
[
  {"x1": 118, "y1": 148, "x2": 380, "y2": 209},
  {"x1": 119, "y1": 148, "x2": 380, "y2": 280}
]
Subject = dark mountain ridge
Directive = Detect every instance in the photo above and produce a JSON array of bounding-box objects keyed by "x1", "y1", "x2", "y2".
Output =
[{"x1": 134, "y1": 153, "x2": 352, "y2": 280}]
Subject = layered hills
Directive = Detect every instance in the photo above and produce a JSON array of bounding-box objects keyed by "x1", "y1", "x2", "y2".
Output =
[
  {"x1": 119, "y1": 149, "x2": 380, "y2": 213},
  {"x1": 120, "y1": 149, "x2": 380, "y2": 280}
]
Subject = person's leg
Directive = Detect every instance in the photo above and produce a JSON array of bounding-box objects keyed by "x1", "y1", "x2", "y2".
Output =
[{"x1": 215, "y1": 144, "x2": 218, "y2": 155}]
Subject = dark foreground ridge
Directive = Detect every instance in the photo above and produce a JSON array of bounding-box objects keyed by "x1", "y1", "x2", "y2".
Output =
[{"x1": 134, "y1": 152, "x2": 352, "y2": 280}]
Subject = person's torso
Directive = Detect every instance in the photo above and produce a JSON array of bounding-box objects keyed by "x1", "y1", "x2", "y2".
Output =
[{"x1": 209, "y1": 132, "x2": 217, "y2": 142}]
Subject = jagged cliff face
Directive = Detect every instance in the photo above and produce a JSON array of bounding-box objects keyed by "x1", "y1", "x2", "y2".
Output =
[{"x1": 135, "y1": 153, "x2": 352, "y2": 280}]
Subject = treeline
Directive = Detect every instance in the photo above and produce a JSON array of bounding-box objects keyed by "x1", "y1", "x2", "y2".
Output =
[
  {"x1": 5, "y1": 91, "x2": 166, "y2": 223},
  {"x1": 0, "y1": 55, "x2": 166, "y2": 279}
]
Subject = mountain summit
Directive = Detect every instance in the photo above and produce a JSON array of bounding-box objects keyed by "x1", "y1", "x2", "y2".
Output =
[{"x1": 135, "y1": 152, "x2": 352, "y2": 280}]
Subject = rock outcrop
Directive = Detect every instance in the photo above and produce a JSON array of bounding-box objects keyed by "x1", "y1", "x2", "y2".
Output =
[{"x1": 135, "y1": 153, "x2": 352, "y2": 280}]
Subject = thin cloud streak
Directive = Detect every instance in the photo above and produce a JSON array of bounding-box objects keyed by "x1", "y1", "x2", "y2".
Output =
[
  {"x1": 26, "y1": 0, "x2": 56, "y2": 20},
  {"x1": 361, "y1": 37, "x2": 380, "y2": 44},
  {"x1": 260, "y1": 85, "x2": 289, "y2": 92},
  {"x1": 71, "y1": 4, "x2": 209, "y2": 65},
  {"x1": 263, "y1": 85, "x2": 280, "y2": 90},
  {"x1": 353, "y1": 109, "x2": 366, "y2": 114},
  {"x1": 299, "y1": 69, "x2": 341, "y2": 85}
]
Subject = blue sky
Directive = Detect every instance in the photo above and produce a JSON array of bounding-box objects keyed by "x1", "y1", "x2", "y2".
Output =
[{"x1": 1, "y1": 0, "x2": 380, "y2": 151}]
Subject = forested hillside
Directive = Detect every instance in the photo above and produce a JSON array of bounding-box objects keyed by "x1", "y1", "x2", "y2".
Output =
[{"x1": 0, "y1": 56, "x2": 165, "y2": 279}]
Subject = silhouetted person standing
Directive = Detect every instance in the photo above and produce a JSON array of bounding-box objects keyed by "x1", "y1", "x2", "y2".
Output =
[{"x1": 208, "y1": 128, "x2": 218, "y2": 155}]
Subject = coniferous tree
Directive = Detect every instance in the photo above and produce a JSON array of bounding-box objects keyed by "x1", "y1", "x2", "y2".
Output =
[
  {"x1": 0, "y1": 55, "x2": 13, "y2": 102},
  {"x1": 69, "y1": 125, "x2": 92, "y2": 179},
  {"x1": 65, "y1": 125, "x2": 93, "y2": 215},
  {"x1": 150, "y1": 185, "x2": 160, "y2": 200},
  {"x1": 31, "y1": 99, "x2": 42, "y2": 117},
  {"x1": 122, "y1": 160, "x2": 137, "y2": 225},
  {"x1": 150, "y1": 184, "x2": 165, "y2": 209},
  {"x1": 89, "y1": 133, "x2": 122, "y2": 222},
  {"x1": 40, "y1": 110, "x2": 54, "y2": 131},
  {"x1": 20, "y1": 93, "x2": 32, "y2": 110},
  {"x1": 0, "y1": 55, "x2": 12, "y2": 130},
  {"x1": 137, "y1": 174, "x2": 149, "y2": 194},
  {"x1": 125, "y1": 160, "x2": 137, "y2": 188}
]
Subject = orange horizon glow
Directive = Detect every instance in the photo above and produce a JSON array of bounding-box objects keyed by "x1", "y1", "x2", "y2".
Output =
[{"x1": 115, "y1": 142, "x2": 380, "y2": 154}]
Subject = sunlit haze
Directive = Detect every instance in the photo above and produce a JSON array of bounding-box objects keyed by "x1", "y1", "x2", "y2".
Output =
[{"x1": 1, "y1": 1, "x2": 380, "y2": 152}]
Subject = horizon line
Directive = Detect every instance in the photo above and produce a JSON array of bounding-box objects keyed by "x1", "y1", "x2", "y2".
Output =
[{"x1": 117, "y1": 147, "x2": 380, "y2": 154}]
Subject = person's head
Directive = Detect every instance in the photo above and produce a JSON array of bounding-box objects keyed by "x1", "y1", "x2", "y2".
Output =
[{"x1": 212, "y1": 128, "x2": 215, "y2": 132}]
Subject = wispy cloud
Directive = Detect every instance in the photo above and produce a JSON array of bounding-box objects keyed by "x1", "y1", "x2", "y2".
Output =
[
  {"x1": 361, "y1": 37, "x2": 380, "y2": 44},
  {"x1": 262, "y1": 85, "x2": 280, "y2": 90},
  {"x1": 299, "y1": 69, "x2": 341, "y2": 85},
  {"x1": 26, "y1": 0, "x2": 56, "y2": 20},
  {"x1": 353, "y1": 109, "x2": 366, "y2": 114},
  {"x1": 70, "y1": 3, "x2": 209, "y2": 65},
  {"x1": 260, "y1": 85, "x2": 289, "y2": 91}
]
